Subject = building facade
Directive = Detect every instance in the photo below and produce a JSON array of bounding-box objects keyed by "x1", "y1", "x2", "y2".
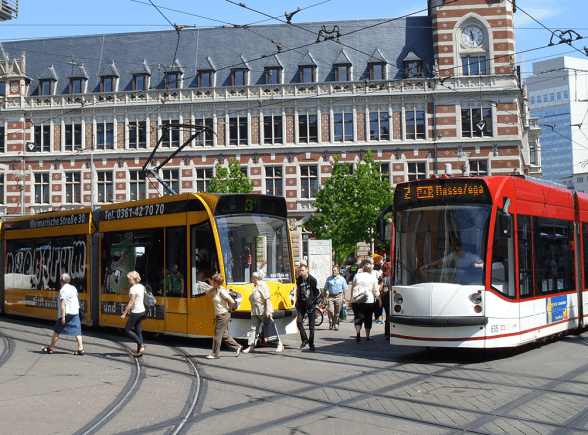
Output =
[
  {"x1": 0, "y1": 0, "x2": 537, "y2": 260},
  {"x1": 527, "y1": 56, "x2": 588, "y2": 183}
]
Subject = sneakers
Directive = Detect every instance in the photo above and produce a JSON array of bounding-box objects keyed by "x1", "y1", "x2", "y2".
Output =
[
  {"x1": 206, "y1": 355, "x2": 218, "y2": 359},
  {"x1": 276, "y1": 343, "x2": 284, "y2": 353},
  {"x1": 235, "y1": 345, "x2": 243, "y2": 357}
]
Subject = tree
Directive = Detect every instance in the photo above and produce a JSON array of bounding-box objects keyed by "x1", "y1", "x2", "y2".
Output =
[
  {"x1": 307, "y1": 150, "x2": 394, "y2": 263},
  {"x1": 207, "y1": 157, "x2": 254, "y2": 193}
]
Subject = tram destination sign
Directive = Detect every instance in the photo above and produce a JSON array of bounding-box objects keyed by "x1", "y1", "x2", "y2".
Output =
[
  {"x1": 4, "y1": 212, "x2": 91, "y2": 230},
  {"x1": 395, "y1": 179, "x2": 491, "y2": 209}
]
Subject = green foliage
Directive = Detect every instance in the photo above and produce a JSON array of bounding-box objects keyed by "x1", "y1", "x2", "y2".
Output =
[
  {"x1": 307, "y1": 149, "x2": 394, "y2": 263},
  {"x1": 207, "y1": 158, "x2": 254, "y2": 193}
]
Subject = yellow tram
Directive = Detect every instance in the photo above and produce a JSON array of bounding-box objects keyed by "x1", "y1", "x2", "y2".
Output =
[{"x1": 2, "y1": 193, "x2": 298, "y2": 338}]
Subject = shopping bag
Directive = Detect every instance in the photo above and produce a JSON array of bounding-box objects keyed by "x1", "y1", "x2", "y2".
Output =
[
  {"x1": 340, "y1": 305, "x2": 347, "y2": 321},
  {"x1": 262, "y1": 318, "x2": 280, "y2": 344}
]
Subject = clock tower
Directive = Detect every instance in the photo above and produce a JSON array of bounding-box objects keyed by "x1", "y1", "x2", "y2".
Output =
[{"x1": 429, "y1": 0, "x2": 517, "y2": 77}]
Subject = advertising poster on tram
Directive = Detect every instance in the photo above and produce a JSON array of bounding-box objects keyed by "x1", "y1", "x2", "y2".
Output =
[{"x1": 546, "y1": 295, "x2": 568, "y2": 324}]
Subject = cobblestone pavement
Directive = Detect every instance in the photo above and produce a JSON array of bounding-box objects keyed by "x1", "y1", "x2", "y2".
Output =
[{"x1": 2, "y1": 314, "x2": 588, "y2": 435}]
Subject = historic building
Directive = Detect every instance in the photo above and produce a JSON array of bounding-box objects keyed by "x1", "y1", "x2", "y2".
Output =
[{"x1": 0, "y1": 0, "x2": 538, "y2": 260}]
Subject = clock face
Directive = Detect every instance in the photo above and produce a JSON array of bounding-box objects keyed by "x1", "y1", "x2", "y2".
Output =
[{"x1": 462, "y1": 26, "x2": 484, "y2": 48}]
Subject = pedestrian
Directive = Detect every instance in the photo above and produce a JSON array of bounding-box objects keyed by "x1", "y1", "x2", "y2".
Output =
[
  {"x1": 296, "y1": 265, "x2": 320, "y2": 351},
  {"x1": 350, "y1": 261, "x2": 381, "y2": 342},
  {"x1": 323, "y1": 265, "x2": 347, "y2": 331},
  {"x1": 243, "y1": 272, "x2": 284, "y2": 354},
  {"x1": 295, "y1": 259, "x2": 308, "y2": 280},
  {"x1": 380, "y1": 260, "x2": 391, "y2": 339},
  {"x1": 346, "y1": 256, "x2": 362, "y2": 283},
  {"x1": 120, "y1": 271, "x2": 146, "y2": 357},
  {"x1": 205, "y1": 273, "x2": 242, "y2": 359},
  {"x1": 41, "y1": 273, "x2": 85, "y2": 355}
]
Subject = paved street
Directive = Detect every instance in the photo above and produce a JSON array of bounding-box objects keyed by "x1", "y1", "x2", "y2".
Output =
[{"x1": 2, "y1": 314, "x2": 588, "y2": 435}]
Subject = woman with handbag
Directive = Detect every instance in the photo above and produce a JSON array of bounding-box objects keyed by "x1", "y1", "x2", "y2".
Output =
[
  {"x1": 205, "y1": 273, "x2": 242, "y2": 359},
  {"x1": 349, "y1": 261, "x2": 381, "y2": 342},
  {"x1": 242, "y1": 272, "x2": 284, "y2": 354},
  {"x1": 120, "y1": 271, "x2": 146, "y2": 358}
]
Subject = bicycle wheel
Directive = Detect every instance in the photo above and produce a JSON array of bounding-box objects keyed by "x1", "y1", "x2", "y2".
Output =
[{"x1": 314, "y1": 308, "x2": 324, "y2": 326}]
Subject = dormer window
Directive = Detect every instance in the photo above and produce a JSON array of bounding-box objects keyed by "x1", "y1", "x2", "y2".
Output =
[
  {"x1": 299, "y1": 66, "x2": 315, "y2": 83},
  {"x1": 70, "y1": 78, "x2": 85, "y2": 94},
  {"x1": 335, "y1": 65, "x2": 350, "y2": 82},
  {"x1": 166, "y1": 72, "x2": 180, "y2": 89},
  {"x1": 265, "y1": 67, "x2": 281, "y2": 85},
  {"x1": 101, "y1": 76, "x2": 114, "y2": 92},
  {"x1": 232, "y1": 69, "x2": 248, "y2": 86},
  {"x1": 369, "y1": 63, "x2": 385, "y2": 80},
  {"x1": 403, "y1": 49, "x2": 423, "y2": 78},
  {"x1": 133, "y1": 74, "x2": 148, "y2": 91},
  {"x1": 39, "y1": 79, "x2": 53, "y2": 96},
  {"x1": 199, "y1": 70, "x2": 213, "y2": 87}
]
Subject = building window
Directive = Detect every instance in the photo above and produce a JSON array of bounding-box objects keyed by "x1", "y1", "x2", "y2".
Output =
[
  {"x1": 166, "y1": 72, "x2": 180, "y2": 89},
  {"x1": 162, "y1": 169, "x2": 179, "y2": 195},
  {"x1": 369, "y1": 110, "x2": 390, "y2": 141},
  {"x1": 379, "y1": 162, "x2": 390, "y2": 182},
  {"x1": 550, "y1": 93, "x2": 555, "y2": 102},
  {"x1": 369, "y1": 63, "x2": 385, "y2": 80},
  {"x1": 101, "y1": 76, "x2": 114, "y2": 93},
  {"x1": 39, "y1": 80, "x2": 52, "y2": 96},
  {"x1": 462, "y1": 107, "x2": 493, "y2": 138},
  {"x1": 298, "y1": 114, "x2": 318, "y2": 144},
  {"x1": 299, "y1": 66, "x2": 315, "y2": 83},
  {"x1": 34, "y1": 125, "x2": 51, "y2": 152},
  {"x1": 161, "y1": 120, "x2": 181, "y2": 148},
  {"x1": 469, "y1": 160, "x2": 488, "y2": 176},
  {"x1": 408, "y1": 162, "x2": 426, "y2": 181},
  {"x1": 300, "y1": 165, "x2": 318, "y2": 199},
  {"x1": 0, "y1": 82, "x2": 5, "y2": 96},
  {"x1": 335, "y1": 65, "x2": 350, "y2": 82},
  {"x1": 193, "y1": 118, "x2": 214, "y2": 146},
  {"x1": 265, "y1": 68, "x2": 281, "y2": 85},
  {"x1": 232, "y1": 69, "x2": 248, "y2": 86},
  {"x1": 35, "y1": 173, "x2": 50, "y2": 204},
  {"x1": 69, "y1": 78, "x2": 84, "y2": 94},
  {"x1": 133, "y1": 74, "x2": 148, "y2": 91},
  {"x1": 405, "y1": 109, "x2": 426, "y2": 140},
  {"x1": 578, "y1": 176, "x2": 584, "y2": 183},
  {"x1": 334, "y1": 112, "x2": 353, "y2": 142},
  {"x1": 264, "y1": 115, "x2": 283, "y2": 144},
  {"x1": 564, "y1": 90, "x2": 569, "y2": 99},
  {"x1": 265, "y1": 167, "x2": 283, "y2": 196},
  {"x1": 96, "y1": 122, "x2": 114, "y2": 150},
  {"x1": 0, "y1": 126, "x2": 4, "y2": 153},
  {"x1": 65, "y1": 123, "x2": 83, "y2": 152},
  {"x1": 65, "y1": 172, "x2": 81, "y2": 204},
  {"x1": 229, "y1": 117, "x2": 248, "y2": 145},
  {"x1": 199, "y1": 70, "x2": 213, "y2": 87},
  {"x1": 405, "y1": 61, "x2": 423, "y2": 78},
  {"x1": 530, "y1": 142, "x2": 536, "y2": 165},
  {"x1": 129, "y1": 121, "x2": 147, "y2": 149},
  {"x1": 129, "y1": 170, "x2": 146, "y2": 201},
  {"x1": 0, "y1": 174, "x2": 3, "y2": 204},
  {"x1": 97, "y1": 171, "x2": 113, "y2": 203},
  {"x1": 530, "y1": 96, "x2": 535, "y2": 104},
  {"x1": 557, "y1": 92, "x2": 562, "y2": 100},
  {"x1": 196, "y1": 168, "x2": 213, "y2": 192},
  {"x1": 462, "y1": 56, "x2": 487, "y2": 75}
]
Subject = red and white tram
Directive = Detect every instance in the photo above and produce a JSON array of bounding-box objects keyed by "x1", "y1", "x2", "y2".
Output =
[{"x1": 378, "y1": 175, "x2": 588, "y2": 348}]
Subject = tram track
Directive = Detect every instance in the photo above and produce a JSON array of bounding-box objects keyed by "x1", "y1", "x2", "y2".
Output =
[
  {"x1": 0, "y1": 330, "x2": 13, "y2": 368},
  {"x1": 4, "y1": 318, "x2": 588, "y2": 434}
]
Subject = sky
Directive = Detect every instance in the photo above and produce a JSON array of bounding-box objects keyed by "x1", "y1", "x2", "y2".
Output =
[{"x1": 0, "y1": 0, "x2": 586, "y2": 78}]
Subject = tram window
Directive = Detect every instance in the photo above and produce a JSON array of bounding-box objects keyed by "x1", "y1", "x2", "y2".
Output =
[
  {"x1": 517, "y1": 215, "x2": 534, "y2": 298},
  {"x1": 190, "y1": 221, "x2": 219, "y2": 296},
  {"x1": 5, "y1": 235, "x2": 88, "y2": 293},
  {"x1": 101, "y1": 229, "x2": 164, "y2": 296},
  {"x1": 491, "y1": 210, "x2": 514, "y2": 297},
  {"x1": 533, "y1": 217, "x2": 574, "y2": 295},
  {"x1": 166, "y1": 227, "x2": 187, "y2": 297}
]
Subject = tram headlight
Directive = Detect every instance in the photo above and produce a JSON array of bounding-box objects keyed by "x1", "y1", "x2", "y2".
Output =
[
  {"x1": 469, "y1": 292, "x2": 482, "y2": 305},
  {"x1": 289, "y1": 288, "x2": 296, "y2": 306},
  {"x1": 393, "y1": 293, "x2": 403, "y2": 304}
]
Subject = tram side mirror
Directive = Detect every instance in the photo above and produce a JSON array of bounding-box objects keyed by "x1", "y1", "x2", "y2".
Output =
[
  {"x1": 376, "y1": 218, "x2": 386, "y2": 242},
  {"x1": 500, "y1": 214, "x2": 512, "y2": 238}
]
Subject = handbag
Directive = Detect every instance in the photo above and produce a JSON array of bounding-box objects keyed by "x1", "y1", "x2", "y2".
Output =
[
  {"x1": 261, "y1": 318, "x2": 280, "y2": 344},
  {"x1": 79, "y1": 308, "x2": 85, "y2": 321},
  {"x1": 352, "y1": 284, "x2": 368, "y2": 303}
]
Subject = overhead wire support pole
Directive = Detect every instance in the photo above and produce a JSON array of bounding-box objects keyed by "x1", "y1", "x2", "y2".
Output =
[{"x1": 142, "y1": 123, "x2": 210, "y2": 196}]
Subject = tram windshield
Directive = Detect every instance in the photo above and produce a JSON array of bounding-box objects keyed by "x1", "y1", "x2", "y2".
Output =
[
  {"x1": 215, "y1": 214, "x2": 293, "y2": 284},
  {"x1": 395, "y1": 204, "x2": 491, "y2": 286}
]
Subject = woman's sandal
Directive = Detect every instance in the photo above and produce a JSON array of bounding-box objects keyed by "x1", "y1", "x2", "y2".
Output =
[
  {"x1": 41, "y1": 346, "x2": 53, "y2": 354},
  {"x1": 134, "y1": 346, "x2": 146, "y2": 357},
  {"x1": 73, "y1": 349, "x2": 85, "y2": 355}
]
